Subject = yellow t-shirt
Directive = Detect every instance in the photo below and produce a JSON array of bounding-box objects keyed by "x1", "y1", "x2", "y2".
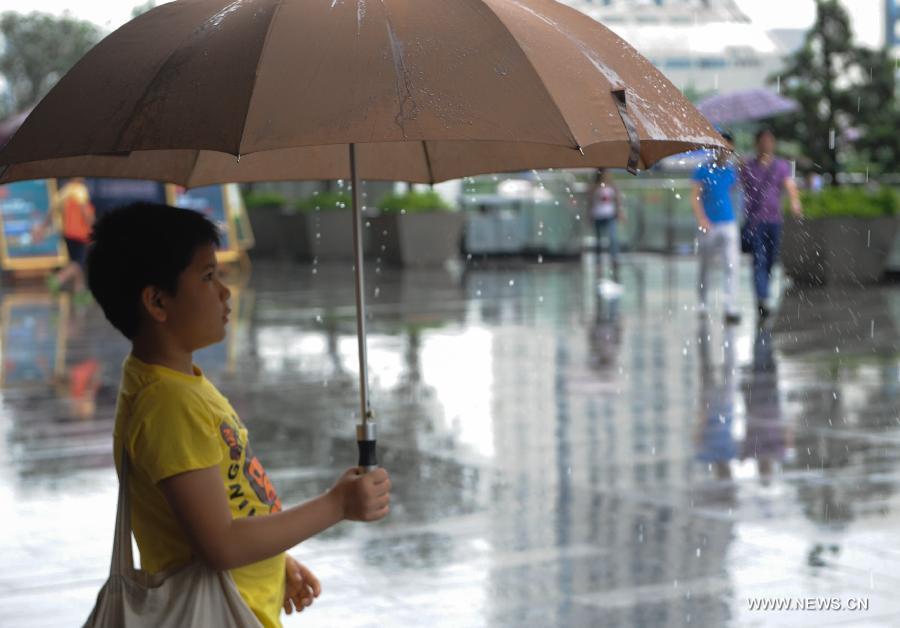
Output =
[{"x1": 112, "y1": 355, "x2": 286, "y2": 628}]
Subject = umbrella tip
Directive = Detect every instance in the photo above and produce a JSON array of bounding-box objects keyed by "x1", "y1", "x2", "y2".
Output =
[
  {"x1": 576, "y1": 144, "x2": 585, "y2": 156},
  {"x1": 237, "y1": 153, "x2": 241, "y2": 164}
]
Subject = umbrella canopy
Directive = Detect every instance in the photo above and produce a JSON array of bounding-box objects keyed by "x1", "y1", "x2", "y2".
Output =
[
  {"x1": 0, "y1": 107, "x2": 33, "y2": 148},
  {"x1": 0, "y1": 0, "x2": 725, "y2": 471},
  {"x1": 696, "y1": 88, "x2": 799, "y2": 126},
  {"x1": 0, "y1": 0, "x2": 723, "y2": 186}
]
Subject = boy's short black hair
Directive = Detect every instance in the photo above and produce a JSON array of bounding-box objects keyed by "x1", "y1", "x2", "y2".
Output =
[{"x1": 87, "y1": 202, "x2": 221, "y2": 340}]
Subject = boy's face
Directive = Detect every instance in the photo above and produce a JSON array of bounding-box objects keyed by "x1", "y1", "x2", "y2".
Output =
[{"x1": 164, "y1": 243, "x2": 231, "y2": 351}]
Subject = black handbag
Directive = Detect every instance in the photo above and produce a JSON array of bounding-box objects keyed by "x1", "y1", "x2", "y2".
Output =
[
  {"x1": 740, "y1": 222, "x2": 754, "y2": 254},
  {"x1": 740, "y1": 159, "x2": 782, "y2": 254}
]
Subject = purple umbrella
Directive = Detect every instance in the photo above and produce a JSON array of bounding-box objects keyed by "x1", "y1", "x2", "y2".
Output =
[{"x1": 697, "y1": 88, "x2": 799, "y2": 126}]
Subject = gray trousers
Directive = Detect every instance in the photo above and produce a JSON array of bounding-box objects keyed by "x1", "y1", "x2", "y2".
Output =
[{"x1": 698, "y1": 222, "x2": 739, "y2": 315}]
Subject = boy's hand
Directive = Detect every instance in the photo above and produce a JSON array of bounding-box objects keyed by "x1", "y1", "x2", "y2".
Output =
[
  {"x1": 283, "y1": 554, "x2": 321, "y2": 615},
  {"x1": 327, "y1": 467, "x2": 391, "y2": 522}
]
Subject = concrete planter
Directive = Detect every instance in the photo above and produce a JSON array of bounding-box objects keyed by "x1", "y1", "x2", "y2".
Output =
[
  {"x1": 370, "y1": 211, "x2": 464, "y2": 266},
  {"x1": 293, "y1": 210, "x2": 372, "y2": 262},
  {"x1": 781, "y1": 215, "x2": 899, "y2": 285},
  {"x1": 246, "y1": 206, "x2": 293, "y2": 259}
]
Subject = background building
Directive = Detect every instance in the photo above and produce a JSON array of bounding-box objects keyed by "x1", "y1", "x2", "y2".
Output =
[{"x1": 557, "y1": 0, "x2": 803, "y2": 94}]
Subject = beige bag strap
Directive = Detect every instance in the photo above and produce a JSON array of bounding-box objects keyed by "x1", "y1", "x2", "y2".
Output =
[{"x1": 110, "y1": 446, "x2": 137, "y2": 577}]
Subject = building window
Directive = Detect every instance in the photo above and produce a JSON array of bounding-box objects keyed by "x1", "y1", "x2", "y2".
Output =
[
  {"x1": 699, "y1": 57, "x2": 728, "y2": 68},
  {"x1": 666, "y1": 57, "x2": 693, "y2": 69}
]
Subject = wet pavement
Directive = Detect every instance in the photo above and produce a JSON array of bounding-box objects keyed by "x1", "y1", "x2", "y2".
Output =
[{"x1": 3, "y1": 253, "x2": 900, "y2": 627}]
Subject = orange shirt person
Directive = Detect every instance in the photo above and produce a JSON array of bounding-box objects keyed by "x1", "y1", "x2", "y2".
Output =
[
  {"x1": 34, "y1": 178, "x2": 96, "y2": 295},
  {"x1": 56, "y1": 178, "x2": 96, "y2": 268}
]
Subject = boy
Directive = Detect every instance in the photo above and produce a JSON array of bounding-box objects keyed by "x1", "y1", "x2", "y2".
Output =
[
  {"x1": 87, "y1": 203, "x2": 391, "y2": 627},
  {"x1": 691, "y1": 131, "x2": 741, "y2": 325}
]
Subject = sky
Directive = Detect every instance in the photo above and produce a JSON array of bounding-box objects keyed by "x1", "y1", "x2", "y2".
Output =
[{"x1": 0, "y1": 0, "x2": 885, "y2": 47}]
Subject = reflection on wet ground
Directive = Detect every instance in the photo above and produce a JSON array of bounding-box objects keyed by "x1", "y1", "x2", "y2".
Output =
[{"x1": 3, "y1": 254, "x2": 900, "y2": 627}]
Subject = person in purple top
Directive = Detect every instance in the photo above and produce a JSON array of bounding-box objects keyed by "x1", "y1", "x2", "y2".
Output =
[{"x1": 740, "y1": 129, "x2": 803, "y2": 319}]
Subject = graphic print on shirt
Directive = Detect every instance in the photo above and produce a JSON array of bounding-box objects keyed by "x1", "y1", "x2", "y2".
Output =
[{"x1": 219, "y1": 418, "x2": 282, "y2": 516}]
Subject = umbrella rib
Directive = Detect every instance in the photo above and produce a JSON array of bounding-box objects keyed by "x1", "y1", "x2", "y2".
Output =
[
  {"x1": 185, "y1": 148, "x2": 204, "y2": 189},
  {"x1": 474, "y1": 0, "x2": 583, "y2": 151},
  {"x1": 236, "y1": 0, "x2": 286, "y2": 157},
  {"x1": 421, "y1": 140, "x2": 435, "y2": 184},
  {"x1": 109, "y1": 2, "x2": 277, "y2": 155}
]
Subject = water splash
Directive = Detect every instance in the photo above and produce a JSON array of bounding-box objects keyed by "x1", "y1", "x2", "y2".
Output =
[
  {"x1": 384, "y1": 17, "x2": 419, "y2": 135},
  {"x1": 357, "y1": 0, "x2": 367, "y2": 34},
  {"x1": 208, "y1": 0, "x2": 245, "y2": 28}
]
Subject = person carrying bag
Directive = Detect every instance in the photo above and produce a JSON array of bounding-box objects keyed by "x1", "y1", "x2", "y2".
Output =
[{"x1": 83, "y1": 445, "x2": 263, "y2": 627}]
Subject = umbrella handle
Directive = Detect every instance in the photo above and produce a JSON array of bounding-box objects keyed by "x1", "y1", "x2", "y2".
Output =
[
  {"x1": 356, "y1": 421, "x2": 377, "y2": 472},
  {"x1": 350, "y1": 143, "x2": 378, "y2": 473}
]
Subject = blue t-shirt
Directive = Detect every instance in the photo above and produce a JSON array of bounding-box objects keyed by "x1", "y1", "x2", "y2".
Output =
[{"x1": 692, "y1": 161, "x2": 738, "y2": 223}]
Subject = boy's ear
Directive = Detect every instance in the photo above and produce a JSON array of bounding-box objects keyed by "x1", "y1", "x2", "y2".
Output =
[{"x1": 140, "y1": 286, "x2": 168, "y2": 323}]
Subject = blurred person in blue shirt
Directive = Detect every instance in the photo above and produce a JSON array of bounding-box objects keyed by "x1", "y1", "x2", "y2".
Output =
[{"x1": 690, "y1": 132, "x2": 741, "y2": 325}]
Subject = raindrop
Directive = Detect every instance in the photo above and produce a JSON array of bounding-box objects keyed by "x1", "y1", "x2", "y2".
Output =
[
  {"x1": 374, "y1": 286, "x2": 380, "y2": 298},
  {"x1": 537, "y1": 254, "x2": 543, "y2": 264},
  {"x1": 829, "y1": 129, "x2": 836, "y2": 150},
  {"x1": 316, "y1": 315, "x2": 322, "y2": 323},
  {"x1": 776, "y1": 76, "x2": 781, "y2": 93},
  {"x1": 508, "y1": 279, "x2": 515, "y2": 287},
  {"x1": 476, "y1": 289, "x2": 482, "y2": 296}
]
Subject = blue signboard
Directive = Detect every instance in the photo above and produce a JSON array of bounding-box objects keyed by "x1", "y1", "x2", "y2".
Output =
[
  {"x1": 1, "y1": 296, "x2": 66, "y2": 387},
  {"x1": 174, "y1": 185, "x2": 232, "y2": 252},
  {"x1": 84, "y1": 178, "x2": 167, "y2": 218},
  {"x1": 0, "y1": 180, "x2": 65, "y2": 270}
]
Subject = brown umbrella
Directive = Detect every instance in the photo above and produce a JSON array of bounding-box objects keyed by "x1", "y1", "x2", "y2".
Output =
[
  {"x1": 0, "y1": 0, "x2": 724, "y2": 469},
  {"x1": 0, "y1": 107, "x2": 33, "y2": 148}
]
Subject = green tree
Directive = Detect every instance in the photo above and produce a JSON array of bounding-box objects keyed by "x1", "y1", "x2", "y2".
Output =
[
  {"x1": 0, "y1": 11, "x2": 101, "y2": 116},
  {"x1": 131, "y1": 1, "x2": 156, "y2": 19},
  {"x1": 850, "y1": 47, "x2": 900, "y2": 177},
  {"x1": 768, "y1": 0, "x2": 866, "y2": 185}
]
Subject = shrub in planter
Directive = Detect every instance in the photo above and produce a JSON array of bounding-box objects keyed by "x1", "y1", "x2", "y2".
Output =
[
  {"x1": 293, "y1": 191, "x2": 364, "y2": 261},
  {"x1": 294, "y1": 191, "x2": 352, "y2": 212},
  {"x1": 371, "y1": 190, "x2": 462, "y2": 266},
  {"x1": 781, "y1": 187, "x2": 900, "y2": 285},
  {"x1": 243, "y1": 191, "x2": 288, "y2": 209},
  {"x1": 243, "y1": 191, "x2": 289, "y2": 258}
]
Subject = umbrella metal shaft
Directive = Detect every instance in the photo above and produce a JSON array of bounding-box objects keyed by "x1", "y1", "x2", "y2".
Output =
[{"x1": 350, "y1": 144, "x2": 377, "y2": 471}]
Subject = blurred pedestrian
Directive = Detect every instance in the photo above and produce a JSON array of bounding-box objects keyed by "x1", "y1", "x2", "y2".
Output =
[
  {"x1": 34, "y1": 177, "x2": 96, "y2": 300},
  {"x1": 694, "y1": 319, "x2": 738, "y2": 484},
  {"x1": 691, "y1": 131, "x2": 741, "y2": 325},
  {"x1": 740, "y1": 129, "x2": 803, "y2": 319},
  {"x1": 589, "y1": 168, "x2": 623, "y2": 278},
  {"x1": 741, "y1": 325, "x2": 790, "y2": 486}
]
